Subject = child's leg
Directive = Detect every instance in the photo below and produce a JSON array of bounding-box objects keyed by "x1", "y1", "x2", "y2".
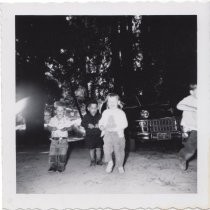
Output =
[
  {"x1": 103, "y1": 132, "x2": 114, "y2": 163},
  {"x1": 96, "y1": 148, "x2": 101, "y2": 161},
  {"x1": 96, "y1": 148, "x2": 103, "y2": 165},
  {"x1": 89, "y1": 148, "x2": 96, "y2": 166},
  {"x1": 89, "y1": 148, "x2": 95, "y2": 161},
  {"x1": 103, "y1": 132, "x2": 114, "y2": 173},
  {"x1": 113, "y1": 133, "x2": 126, "y2": 172},
  {"x1": 57, "y1": 140, "x2": 68, "y2": 172},
  {"x1": 49, "y1": 141, "x2": 58, "y2": 171},
  {"x1": 178, "y1": 131, "x2": 197, "y2": 170}
]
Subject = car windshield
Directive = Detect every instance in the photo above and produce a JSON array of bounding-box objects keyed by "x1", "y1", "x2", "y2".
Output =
[
  {"x1": 124, "y1": 95, "x2": 172, "y2": 109},
  {"x1": 123, "y1": 95, "x2": 141, "y2": 108}
]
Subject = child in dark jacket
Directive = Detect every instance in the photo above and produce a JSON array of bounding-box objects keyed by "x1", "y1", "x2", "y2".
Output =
[{"x1": 81, "y1": 100, "x2": 103, "y2": 166}]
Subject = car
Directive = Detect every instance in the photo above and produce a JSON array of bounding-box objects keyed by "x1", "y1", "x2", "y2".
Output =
[{"x1": 122, "y1": 95, "x2": 183, "y2": 150}]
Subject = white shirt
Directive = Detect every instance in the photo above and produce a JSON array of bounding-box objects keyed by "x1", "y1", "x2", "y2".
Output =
[
  {"x1": 177, "y1": 95, "x2": 197, "y2": 131},
  {"x1": 99, "y1": 108, "x2": 128, "y2": 137},
  {"x1": 48, "y1": 116, "x2": 75, "y2": 138}
]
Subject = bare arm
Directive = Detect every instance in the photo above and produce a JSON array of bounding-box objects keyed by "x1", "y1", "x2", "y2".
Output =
[
  {"x1": 177, "y1": 103, "x2": 197, "y2": 112},
  {"x1": 177, "y1": 96, "x2": 197, "y2": 112},
  {"x1": 117, "y1": 111, "x2": 128, "y2": 130},
  {"x1": 47, "y1": 126, "x2": 57, "y2": 132},
  {"x1": 60, "y1": 126, "x2": 72, "y2": 131},
  {"x1": 98, "y1": 111, "x2": 107, "y2": 130}
]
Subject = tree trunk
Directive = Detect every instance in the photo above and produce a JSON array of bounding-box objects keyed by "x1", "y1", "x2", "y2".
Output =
[
  {"x1": 69, "y1": 80, "x2": 83, "y2": 119},
  {"x1": 110, "y1": 17, "x2": 122, "y2": 95},
  {"x1": 120, "y1": 16, "x2": 134, "y2": 95}
]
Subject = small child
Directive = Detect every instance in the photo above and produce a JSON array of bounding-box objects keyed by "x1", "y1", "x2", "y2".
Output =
[
  {"x1": 81, "y1": 100, "x2": 103, "y2": 166},
  {"x1": 99, "y1": 93, "x2": 128, "y2": 174},
  {"x1": 177, "y1": 83, "x2": 197, "y2": 170},
  {"x1": 47, "y1": 104, "x2": 73, "y2": 173}
]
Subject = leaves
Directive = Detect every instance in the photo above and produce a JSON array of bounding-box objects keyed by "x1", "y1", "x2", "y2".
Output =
[{"x1": 16, "y1": 16, "x2": 144, "y2": 105}]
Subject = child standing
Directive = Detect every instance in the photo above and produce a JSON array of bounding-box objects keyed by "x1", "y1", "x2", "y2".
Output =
[
  {"x1": 177, "y1": 83, "x2": 197, "y2": 170},
  {"x1": 99, "y1": 93, "x2": 128, "y2": 174},
  {"x1": 81, "y1": 100, "x2": 103, "y2": 166},
  {"x1": 47, "y1": 104, "x2": 73, "y2": 173}
]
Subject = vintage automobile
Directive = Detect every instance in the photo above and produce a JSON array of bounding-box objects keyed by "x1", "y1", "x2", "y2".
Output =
[{"x1": 122, "y1": 95, "x2": 183, "y2": 150}]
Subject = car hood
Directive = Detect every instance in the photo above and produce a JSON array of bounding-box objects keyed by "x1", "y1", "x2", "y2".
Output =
[{"x1": 124, "y1": 104, "x2": 175, "y2": 119}]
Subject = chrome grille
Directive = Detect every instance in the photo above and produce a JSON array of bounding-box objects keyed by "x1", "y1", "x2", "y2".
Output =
[{"x1": 137, "y1": 117, "x2": 178, "y2": 133}]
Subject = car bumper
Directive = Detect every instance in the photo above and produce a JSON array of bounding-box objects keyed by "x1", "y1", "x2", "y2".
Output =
[{"x1": 132, "y1": 131, "x2": 182, "y2": 141}]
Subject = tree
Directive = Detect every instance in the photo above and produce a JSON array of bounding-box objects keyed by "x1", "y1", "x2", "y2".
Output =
[{"x1": 16, "y1": 15, "x2": 144, "y2": 121}]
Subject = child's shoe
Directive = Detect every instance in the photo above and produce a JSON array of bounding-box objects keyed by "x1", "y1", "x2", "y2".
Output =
[
  {"x1": 48, "y1": 167, "x2": 57, "y2": 173},
  {"x1": 179, "y1": 158, "x2": 187, "y2": 171},
  {"x1": 96, "y1": 160, "x2": 103, "y2": 166},
  {"x1": 106, "y1": 161, "x2": 114, "y2": 173},
  {"x1": 57, "y1": 169, "x2": 65, "y2": 173},
  {"x1": 118, "y1": 166, "x2": 125, "y2": 174},
  {"x1": 57, "y1": 165, "x2": 65, "y2": 173},
  {"x1": 90, "y1": 160, "x2": 96, "y2": 167}
]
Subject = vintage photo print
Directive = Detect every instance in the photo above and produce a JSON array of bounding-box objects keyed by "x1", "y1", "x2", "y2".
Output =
[{"x1": 1, "y1": 2, "x2": 210, "y2": 210}]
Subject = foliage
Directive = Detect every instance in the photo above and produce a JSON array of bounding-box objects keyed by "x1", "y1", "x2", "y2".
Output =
[
  {"x1": 15, "y1": 16, "x2": 152, "y2": 109},
  {"x1": 44, "y1": 16, "x2": 143, "y2": 106}
]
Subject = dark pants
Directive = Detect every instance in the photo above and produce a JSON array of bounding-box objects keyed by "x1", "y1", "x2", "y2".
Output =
[
  {"x1": 49, "y1": 138, "x2": 68, "y2": 171},
  {"x1": 178, "y1": 130, "x2": 197, "y2": 161}
]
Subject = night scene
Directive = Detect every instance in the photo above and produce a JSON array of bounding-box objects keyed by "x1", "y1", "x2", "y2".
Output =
[{"x1": 16, "y1": 15, "x2": 197, "y2": 193}]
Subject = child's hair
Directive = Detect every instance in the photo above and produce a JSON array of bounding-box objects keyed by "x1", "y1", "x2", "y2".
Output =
[
  {"x1": 54, "y1": 101, "x2": 66, "y2": 109},
  {"x1": 189, "y1": 82, "x2": 197, "y2": 91},
  {"x1": 87, "y1": 100, "x2": 98, "y2": 108},
  {"x1": 106, "y1": 93, "x2": 120, "y2": 101},
  {"x1": 106, "y1": 93, "x2": 123, "y2": 109},
  {"x1": 56, "y1": 106, "x2": 65, "y2": 111},
  {"x1": 53, "y1": 101, "x2": 66, "y2": 116}
]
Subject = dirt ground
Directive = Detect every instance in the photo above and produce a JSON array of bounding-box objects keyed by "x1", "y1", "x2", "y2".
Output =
[{"x1": 16, "y1": 141, "x2": 197, "y2": 194}]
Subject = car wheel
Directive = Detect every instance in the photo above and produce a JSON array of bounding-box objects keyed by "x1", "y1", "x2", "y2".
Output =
[{"x1": 129, "y1": 137, "x2": 136, "y2": 152}]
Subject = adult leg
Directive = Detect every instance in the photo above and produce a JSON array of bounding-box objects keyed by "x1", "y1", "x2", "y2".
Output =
[{"x1": 178, "y1": 131, "x2": 197, "y2": 170}]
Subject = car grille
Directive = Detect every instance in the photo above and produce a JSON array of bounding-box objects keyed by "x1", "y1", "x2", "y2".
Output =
[{"x1": 136, "y1": 117, "x2": 178, "y2": 133}]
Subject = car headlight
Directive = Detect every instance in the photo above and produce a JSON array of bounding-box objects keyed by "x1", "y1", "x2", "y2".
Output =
[{"x1": 140, "y1": 110, "x2": 149, "y2": 118}]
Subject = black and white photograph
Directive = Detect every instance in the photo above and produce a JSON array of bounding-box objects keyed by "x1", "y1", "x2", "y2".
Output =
[
  {"x1": 16, "y1": 14, "x2": 197, "y2": 194},
  {"x1": 1, "y1": 2, "x2": 210, "y2": 209}
]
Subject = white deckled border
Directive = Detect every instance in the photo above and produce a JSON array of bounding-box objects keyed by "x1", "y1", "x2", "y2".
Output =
[{"x1": 1, "y1": 2, "x2": 210, "y2": 209}]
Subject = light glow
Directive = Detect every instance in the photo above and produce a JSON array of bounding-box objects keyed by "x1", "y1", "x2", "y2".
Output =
[{"x1": 16, "y1": 97, "x2": 29, "y2": 115}]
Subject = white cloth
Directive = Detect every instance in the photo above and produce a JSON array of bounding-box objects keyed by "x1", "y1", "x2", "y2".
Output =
[
  {"x1": 48, "y1": 116, "x2": 75, "y2": 138},
  {"x1": 99, "y1": 108, "x2": 128, "y2": 137},
  {"x1": 177, "y1": 95, "x2": 197, "y2": 131}
]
